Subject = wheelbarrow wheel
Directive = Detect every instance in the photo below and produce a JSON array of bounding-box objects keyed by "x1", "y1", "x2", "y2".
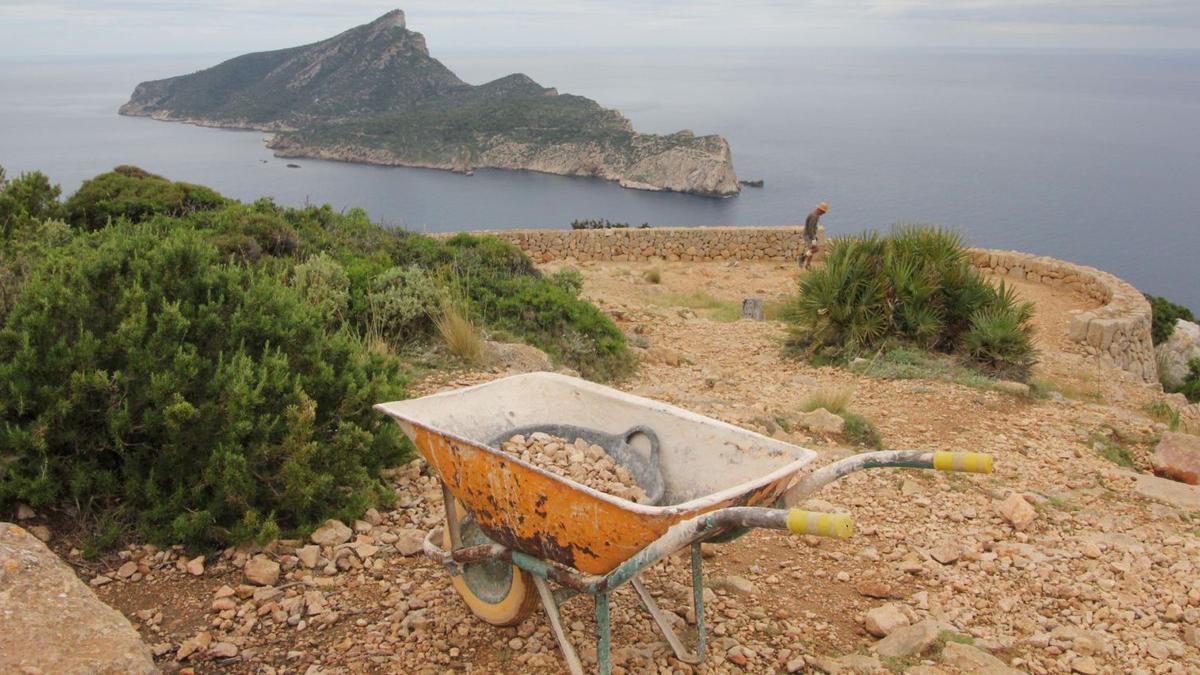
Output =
[{"x1": 444, "y1": 501, "x2": 538, "y2": 626}]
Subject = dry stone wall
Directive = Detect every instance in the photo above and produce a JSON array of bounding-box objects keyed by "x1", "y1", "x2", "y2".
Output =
[
  {"x1": 453, "y1": 227, "x2": 1157, "y2": 384},
  {"x1": 970, "y1": 250, "x2": 1157, "y2": 383},
  {"x1": 458, "y1": 226, "x2": 822, "y2": 263}
]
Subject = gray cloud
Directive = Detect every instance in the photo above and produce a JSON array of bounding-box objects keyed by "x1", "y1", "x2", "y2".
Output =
[{"x1": 1, "y1": 0, "x2": 1197, "y2": 57}]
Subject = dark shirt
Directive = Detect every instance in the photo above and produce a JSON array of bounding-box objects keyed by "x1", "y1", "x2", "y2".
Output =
[{"x1": 804, "y1": 209, "x2": 822, "y2": 241}]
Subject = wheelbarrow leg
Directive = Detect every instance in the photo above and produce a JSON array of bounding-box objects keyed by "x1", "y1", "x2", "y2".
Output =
[
  {"x1": 440, "y1": 482, "x2": 461, "y2": 549},
  {"x1": 596, "y1": 591, "x2": 612, "y2": 675},
  {"x1": 690, "y1": 542, "x2": 707, "y2": 660},
  {"x1": 631, "y1": 576, "x2": 701, "y2": 664},
  {"x1": 531, "y1": 576, "x2": 584, "y2": 675}
]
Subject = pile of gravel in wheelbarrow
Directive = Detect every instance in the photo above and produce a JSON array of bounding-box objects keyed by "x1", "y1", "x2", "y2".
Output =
[{"x1": 499, "y1": 433, "x2": 649, "y2": 503}]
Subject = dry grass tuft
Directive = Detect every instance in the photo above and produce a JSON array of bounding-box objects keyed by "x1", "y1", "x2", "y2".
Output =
[
  {"x1": 799, "y1": 384, "x2": 855, "y2": 414},
  {"x1": 434, "y1": 304, "x2": 486, "y2": 365},
  {"x1": 644, "y1": 268, "x2": 662, "y2": 284}
]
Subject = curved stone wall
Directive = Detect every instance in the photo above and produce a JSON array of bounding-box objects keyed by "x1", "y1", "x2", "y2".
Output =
[
  {"x1": 970, "y1": 250, "x2": 1157, "y2": 384},
  {"x1": 458, "y1": 227, "x2": 1157, "y2": 384}
]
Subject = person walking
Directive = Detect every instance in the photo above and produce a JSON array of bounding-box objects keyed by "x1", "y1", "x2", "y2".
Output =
[{"x1": 800, "y1": 201, "x2": 828, "y2": 269}]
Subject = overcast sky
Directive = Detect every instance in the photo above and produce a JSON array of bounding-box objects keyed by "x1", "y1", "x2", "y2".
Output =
[{"x1": 2, "y1": 1, "x2": 1198, "y2": 58}]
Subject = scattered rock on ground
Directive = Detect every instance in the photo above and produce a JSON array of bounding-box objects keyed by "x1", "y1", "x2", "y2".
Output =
[
  {"x1": 243, "y1": 554, "x2": 281, "y2": 586},
  {"x1": 310, "y1": 519, "x2": 352, "y2": 546},
  {"x1": 873, "y1": 619, "x2": 940, "y2": 659},
  {"x1": 394, "y1": 528, "x2": 426, "y2": 556},
  {"x1": 485, "y1": 340, "x2": 553, "y2": 373},
  {"x1": 708, "y1": 575, "x2": 756, "y2": 596},
  {"x1": 997, "y1": 492, "x2": 1038, "y2": 530},
  {"x1": 941, "y1": 641, "x2": 1022, "y2": 674},
  {"x1": 864, "y1": 603, "x2": 909, "y2": 637},
  {"x1": 185, "y1": 555, "x2": 205, "y2": 576}
]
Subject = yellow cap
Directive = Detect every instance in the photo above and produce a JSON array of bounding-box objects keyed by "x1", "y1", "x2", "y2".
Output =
[{"x1": 817, "y1": 202, "x2": 829, "y2": 213}]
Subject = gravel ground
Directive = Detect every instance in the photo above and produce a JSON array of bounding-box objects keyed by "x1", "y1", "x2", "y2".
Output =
[{"x1": 37, "y1": 259, "x2": 1200, "y2": 674}]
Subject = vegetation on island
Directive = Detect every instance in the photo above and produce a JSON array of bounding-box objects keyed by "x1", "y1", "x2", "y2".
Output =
[
  {"x1": 783, "y1": 226, "x2": 1038, "y2": 381},
  {"x1": 0, "y1": 164, "x2": 633, "y2": 551},
  {"x1": 121, "y1": 11, "x2": 739, "y2": 196}
]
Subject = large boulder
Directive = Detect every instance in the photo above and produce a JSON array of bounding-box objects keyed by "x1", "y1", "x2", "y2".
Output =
[
  {"x1": 1153, "y1": 432, "x2": 1200, "y2": 485},
  {"x1": 0, "y1": 523, "x2": 157, "y2": 674},
  {"x1": 1155, "y1": 319, "x2": 1200, "y2": 388}
]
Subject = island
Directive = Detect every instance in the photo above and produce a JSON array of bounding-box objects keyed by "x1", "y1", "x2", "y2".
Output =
[{"x1": 119, "y1": 10, "x2": 740, "y2": 197}]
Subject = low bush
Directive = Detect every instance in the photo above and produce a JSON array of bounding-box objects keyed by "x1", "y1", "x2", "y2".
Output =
[
  {"x1": 367, "y1": 265, "x2": 445, "y2": 346},
  {"x1": 65, "y1": 165, "x2": 228, "y2": 230},
  {"x1": 840, "y1": 411, "x2": 884, "y2": 449},
  {"x1": 783, "y1": 225, "x2": 1037, "y2": 379},
  {"x1": 1147, "y1": 295, "x2": 1195, "y2": 345},
  {"x1": 292, "y1": 253, "x2": 351, "y2": 327},
  {"x1": 0, "y1": 224, "x2": 407, "y2": 547},
  {"x1": 470, "y1": 273, "x2": 634, "y2": 381}
]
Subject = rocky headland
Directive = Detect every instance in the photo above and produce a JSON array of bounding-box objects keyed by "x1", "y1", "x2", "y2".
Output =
[{"x1": 119, "y1": 10, "x2": 740, "y2": 196}]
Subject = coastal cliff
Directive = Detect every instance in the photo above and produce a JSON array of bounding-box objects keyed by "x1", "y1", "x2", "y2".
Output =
[{"x1": 119, "y1": 10, "x2": 740, "y2": 197}]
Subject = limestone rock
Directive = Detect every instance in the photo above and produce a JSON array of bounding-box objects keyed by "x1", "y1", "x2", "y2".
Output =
[
  {"x1": 395, "y1": 528, "x2": 426, "y2": 556},
  {"x1": 297, "y1": 544, "x2": 321, "y2": 568},
  {"x1": 0, "y1": 523, "x2": 156, "y2": 674},
  {"x1": 485, "y1": 340, "x2": 553, "y2": 373},
  {"x1": 243, "y1": 554, "x2": 281, "y2": 586},
  {"x1": 997, "y1": 492, "x2": 1038, "y2": 530},
  {"x1": 311, "y1": 519, "x2": 352, "y2": 546},
  {"x1": 15, "y1": 503, "x2": 35, "y2": 520},
  {"x1": 709, "y1": 575, "x2": 756, "y2": 596},
  {"x1": 864, "y1": 603, "x2": 909, "y2": 637},
  {"x1": 1071, "y1": 655, "x2": 1098, "y2": 674},
  {"x1": 1155, "y1": 319, "x2": 1200, "y2": 388},
  {"x1": 941, "y1": 641, "x2": 1022, "y2": 674},
  {"x1": 209, "y1": 641, "x2": 238, "y2": 658},
  {"x1": 29, "y1": 525, "x2": 51, "y2": 542},
  {"x1": 797, "y1": 408, "x2": 845, "y2": 435},
  {"x1": 929, "y1": 542, "x2": 962, "y2": 564},
  {"x1": 1124, "y1": 470, "x2": 1200, "y2": 510},
  {"x1": 995, "y1": 380, "x2": 1031, "y2": 396},
  {"x1": 1152, "y1": 431, "x2": 1200, "y2": 485},
  {"x1": 186, "y1": 554, "x2": 205, "y2": 576},
  {"x1": 873, "y1": 619, "x2": 940, "y2": 658}
]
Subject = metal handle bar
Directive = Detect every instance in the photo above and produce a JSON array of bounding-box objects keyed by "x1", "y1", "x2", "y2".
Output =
[{"x1": 783, "y1": 450, "x2": 993, "y2": 508}]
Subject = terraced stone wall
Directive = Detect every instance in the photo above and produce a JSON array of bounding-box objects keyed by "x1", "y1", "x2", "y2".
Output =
[{"x1": 457, "y1": 228, "x2": 1157, "y2": 384}]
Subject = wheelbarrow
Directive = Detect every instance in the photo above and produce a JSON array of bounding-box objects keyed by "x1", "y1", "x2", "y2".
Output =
[{"x1": 375, "y1": 372, "x2": 993, "y2": 674}]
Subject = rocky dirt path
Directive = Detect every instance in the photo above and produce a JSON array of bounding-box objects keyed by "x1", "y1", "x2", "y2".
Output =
[{"x1": 37, "y1": 260, "x2": 1200, "y2": 674}]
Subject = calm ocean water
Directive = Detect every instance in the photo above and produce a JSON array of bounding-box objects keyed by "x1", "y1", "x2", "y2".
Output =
[{"x1": 1, "y1": 48, "x2": 1197, "y2": 309}]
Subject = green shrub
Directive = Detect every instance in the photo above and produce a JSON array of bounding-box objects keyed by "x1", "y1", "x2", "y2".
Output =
[
  {"x1": 1147, "y1": 295, "x2": 1195, "y2": 345},
  {"x1": 367, "y1": 265, "x2": 445, "y2": 346},
  {"x1": 550, "y1": 267, "x2": 585, "y2": 295},
  {"x1": 0, "y1": 223, "x2": 408, "y2": 548},
  {"x1": 783, "y1": 225, "x2": 1037, "y2": 379},
  {"x1": 470, "y1": 273, "x2": 634, "y2": 381},
  {"x1": 1, "y1": 168, "x2": 64, "y2": 239},
  {"x1": 840, "y1": 411, "x2": 884, "y2": 449},
  {"x1": 292, "y1": 253, "x2": 351, "y2": 326},
  {"x1": 1178, "y1": 358, "x2": 1200, "y2": 403},
  {"x1": 65, "y1": 165, "x2": 228, "y2": 230}
]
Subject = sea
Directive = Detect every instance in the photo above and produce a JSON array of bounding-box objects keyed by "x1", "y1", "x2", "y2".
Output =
[{"x1": 1, "y1": 48, "x2": 1197, "y2": 310}]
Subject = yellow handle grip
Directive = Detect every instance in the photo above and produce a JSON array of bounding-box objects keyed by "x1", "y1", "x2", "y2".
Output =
[
  {"x1": 932, "y1": 452, "x2": 994, "y2": 474},
  {"x1": 785, "y1": 510, "x2": 854, "y2": 539}
]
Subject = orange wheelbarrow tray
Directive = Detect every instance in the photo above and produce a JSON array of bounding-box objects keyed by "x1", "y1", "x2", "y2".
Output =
[{"x1": 374, "y1": 372, "x2": 994, "y2": 675}]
